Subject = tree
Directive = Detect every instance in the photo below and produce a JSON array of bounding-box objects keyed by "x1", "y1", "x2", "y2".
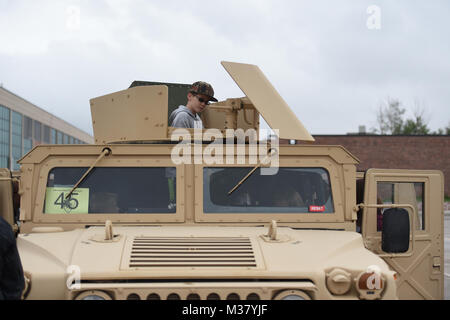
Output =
[
  {"x1": 374, "y1": 98, "x2": 406, "y2": 134},
  {"x1": 372, "y1": 98, "x2": 434, "y2": 135},
  {"x1": 401, "y1": 111, "x2": 430, "y2": 135}
]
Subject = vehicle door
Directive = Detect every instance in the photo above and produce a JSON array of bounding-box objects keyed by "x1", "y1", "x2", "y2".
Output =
[
  {"x1": 362, "y1": 169, "x2": 444, "y2": 300},
  {"x1": 0, "y1": 168, "x2": 15, "y2": 227}
]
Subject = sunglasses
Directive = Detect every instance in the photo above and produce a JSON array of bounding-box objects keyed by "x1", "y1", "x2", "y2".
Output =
[{"x1": 194, "y1": 94, "x2": 210, "y2": 105}]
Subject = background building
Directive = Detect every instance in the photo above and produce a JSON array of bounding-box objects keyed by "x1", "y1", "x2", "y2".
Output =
[
  {"x1": 0, "y1": 86, "x2": 93, "y2": 171},
  {"x1": 284, "y1": 134, "x2": 450, "y2": 198}
]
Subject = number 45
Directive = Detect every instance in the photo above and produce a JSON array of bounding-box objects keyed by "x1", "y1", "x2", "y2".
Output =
[{"x1": 54, "y1": 192, "x2": 79, "y2": 211}]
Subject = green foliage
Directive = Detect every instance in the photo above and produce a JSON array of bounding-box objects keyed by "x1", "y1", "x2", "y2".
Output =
[
  {"x1": 402, "y1": 115, "x2": 430, "y2": 135},
  {"x1": 374, "y1": 98, "x2": 406, "y2": 134},
  {"x1": 373, "y1": 98, "x2": 448, "y2": 135}
]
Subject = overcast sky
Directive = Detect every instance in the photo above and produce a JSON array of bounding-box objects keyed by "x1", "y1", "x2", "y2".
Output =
[{"x1": 0, "y1": 0, "x2": 449, "y2": 136}]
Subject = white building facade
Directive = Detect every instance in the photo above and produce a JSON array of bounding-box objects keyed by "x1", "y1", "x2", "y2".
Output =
[{"x1": 0, "y1": 86, "x2": 94, "y2": 170}]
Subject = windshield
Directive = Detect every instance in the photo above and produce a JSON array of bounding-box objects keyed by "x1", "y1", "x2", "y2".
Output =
[
  {"x1": 44, "y1": 167, "x2": 176, "y2": 214},
  {"x1": 203, "y1": 167, "x2": 334, "y2": 214}
]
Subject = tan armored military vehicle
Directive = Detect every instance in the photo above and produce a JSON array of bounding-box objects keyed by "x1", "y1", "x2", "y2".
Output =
[{"x1": 0, "y1": 62, "x2": 444, "y2": 300}]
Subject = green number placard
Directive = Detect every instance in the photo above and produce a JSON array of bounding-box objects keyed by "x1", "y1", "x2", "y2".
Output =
[{"x1": 45, "y1": 187, "x2": 89, "y2": 214}]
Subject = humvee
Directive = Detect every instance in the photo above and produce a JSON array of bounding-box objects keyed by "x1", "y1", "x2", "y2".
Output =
[{"x1": 0, "y1": 62, "x2": 444, "y2": 300}]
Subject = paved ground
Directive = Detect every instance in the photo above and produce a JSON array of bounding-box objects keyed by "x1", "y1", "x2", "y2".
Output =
[
  {"x1": 444, "y1": 202, "x2": 450, "y2": 215},
  {"x1": 445, "y1": 214, "x2": 449, "y2": 300}
]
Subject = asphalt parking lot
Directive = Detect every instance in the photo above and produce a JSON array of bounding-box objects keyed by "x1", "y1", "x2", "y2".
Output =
[{"x1": 444, "y1": 214, "x2": 449, "y2": 300}]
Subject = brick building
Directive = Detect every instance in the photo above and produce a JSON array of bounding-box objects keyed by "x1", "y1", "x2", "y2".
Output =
[{"x1": 282, "y1": 135, "x2": 449, "y2": 197}]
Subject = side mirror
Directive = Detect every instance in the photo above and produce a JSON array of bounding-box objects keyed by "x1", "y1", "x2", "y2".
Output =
[{"x1": 382, "y1": 208, "x2": 410, "y2": 253}]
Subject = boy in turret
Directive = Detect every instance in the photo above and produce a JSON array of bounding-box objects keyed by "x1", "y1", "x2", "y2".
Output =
[{"x1": 169, "y1": 81, "x2": 217, "y2": 128}]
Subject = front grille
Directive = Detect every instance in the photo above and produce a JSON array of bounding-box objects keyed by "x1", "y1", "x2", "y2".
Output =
[
  {"x1": 129, "y1": 237, "x2": 257, "y2": 268},
  {"x1": 125, "y1": 291, "x2": 261, "y2": 300},
  {"x1": 70, "y1": 281, "x2": 317, "y2": 300}
]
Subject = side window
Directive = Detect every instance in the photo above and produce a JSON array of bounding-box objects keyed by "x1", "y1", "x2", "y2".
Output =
[{"x1": 377, "y1": 182, "x2": 424, "y2": 231}]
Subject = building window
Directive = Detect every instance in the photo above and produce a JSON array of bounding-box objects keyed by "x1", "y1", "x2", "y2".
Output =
[
  {"x1": 0, "y1": 105, "x2": 10, "y2": 168},
  {"x1": 23, "y1": 116, "x2": 33, "y2": 154},
  {"x1": 69, "y1": 136, "x2": 74, "y2": 144},
  {"x1": 51, "y1": 128, "x2": 56, "y2": 144},
  {"x1": 43, "y1": 125, "x2": 50, "y2": 144},
  {"x1": 11, "y1": 111, "x2": 22, "y2": 170},
  {"x1": 34, "y1": 120, "x2": 42, "y2": 145},
  {"x1": 63, "y1": 134, "x2": 69, "y2": 144},
  {"x1": 56, "y1": 131, "x2": 63, "y2": 144}
]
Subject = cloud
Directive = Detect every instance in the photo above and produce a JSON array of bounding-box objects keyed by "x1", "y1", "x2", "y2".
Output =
[{"x1": 0, "y1": 0, "x2": 449, "y2": 135}]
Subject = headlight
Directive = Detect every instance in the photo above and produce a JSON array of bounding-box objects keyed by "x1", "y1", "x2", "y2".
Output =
[
  {"x1": 355, "y1": 266, "x2": 385, "y2": 300},
  {"x1": 281, "y1": 295, "x2": 305, "y2": 300},
  {"x1": 82, "y1": 295, "x2": 105, "y2": 300},
  {"x1": 273, "y1": 290, "x2": 310, "y2": 300},
  {"x1": 75, "y1": 290, "x2": 112, "y2": 300}
]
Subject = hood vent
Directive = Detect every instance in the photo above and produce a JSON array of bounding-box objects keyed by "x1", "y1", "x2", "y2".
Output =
[{"x1": 129, "y1": 237, "x2": 257, "y2": 268}]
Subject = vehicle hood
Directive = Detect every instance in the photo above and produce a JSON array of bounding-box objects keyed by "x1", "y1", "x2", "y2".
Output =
[{"x1": 18, "y1": 225, "x2": 389, "y2": 280}]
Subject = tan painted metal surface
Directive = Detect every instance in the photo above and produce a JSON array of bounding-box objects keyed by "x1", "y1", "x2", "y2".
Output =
[
  {"x1": 8, "y1": 61, "x2": 444, "y2": 300},
  {"x1": 90, "y1": 85, "x2": 169, "y2": 144},
  {"x1": 362, "y1": 169, "x2": 444, "y2": 299},
  {"x1": 18, "y1": 225, "x2": 398, "y2": 300},
  {"x1": 221, "y1": 61, "x2": 314, "y2": 141},
  {"x1": 0, "y1": 168, "x2": 14, "y2": 226}
]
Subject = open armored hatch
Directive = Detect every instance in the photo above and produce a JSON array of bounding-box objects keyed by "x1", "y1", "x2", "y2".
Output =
[{"x1": 90, "y1": 61, "x2": 314, "y2": 144}]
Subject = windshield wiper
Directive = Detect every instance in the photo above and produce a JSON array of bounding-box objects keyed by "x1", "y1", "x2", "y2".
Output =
[
  {"x1": 65, "y1": 147, "x2": 112, "y2": 200},
  {"x1": 228, "y1": 148, "x2": 277, "y2": 195}
]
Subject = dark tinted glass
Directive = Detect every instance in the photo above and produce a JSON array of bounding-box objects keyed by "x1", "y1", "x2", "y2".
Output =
[
  {"x1": 203, "y1": 167, "x2": 334, "y2": 213},
  {"x1": 45, "y1": 167, "x2": 176, "y2": 214}
]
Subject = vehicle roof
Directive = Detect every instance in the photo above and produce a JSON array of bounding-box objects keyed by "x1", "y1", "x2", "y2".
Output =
[{"x1": 19, "y1": 144, "x2": 359, "y2": 165}]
